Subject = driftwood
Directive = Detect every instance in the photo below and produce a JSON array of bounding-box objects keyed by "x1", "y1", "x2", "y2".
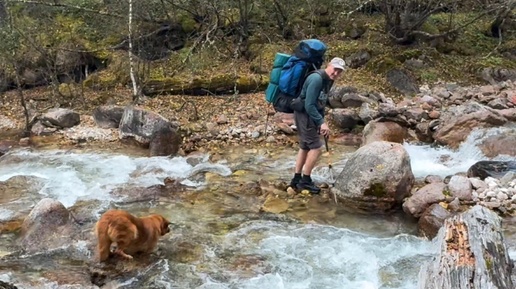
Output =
[{"x1": 418, "y1": 205, "x2": 514, "y2": 289}]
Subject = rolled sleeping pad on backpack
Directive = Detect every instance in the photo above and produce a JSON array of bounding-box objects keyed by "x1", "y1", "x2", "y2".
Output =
[{"x1": 265, "y1": 53, "x2": 291, "y2": 103}]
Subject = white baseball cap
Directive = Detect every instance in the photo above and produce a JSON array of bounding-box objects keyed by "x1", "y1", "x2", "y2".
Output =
[{"x1": 330, "y1": 57, "x2": 346, "y2": 70}]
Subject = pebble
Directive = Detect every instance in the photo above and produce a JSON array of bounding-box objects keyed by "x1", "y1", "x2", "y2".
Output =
[
  {"x1": 473, "y1": 175, "x2": 516, "y2": 213},
  {"x1": 0, "y1": 115, "x2": 19, "y2": 130}
]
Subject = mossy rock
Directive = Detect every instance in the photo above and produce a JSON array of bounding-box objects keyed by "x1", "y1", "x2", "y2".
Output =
[
  {"x1": 341, "y1": 21, "x2": 368, "y2": 39},
  {"x1": 142, "y1": 73, "x2": 267, "y2": 95},
  {"x1": 366, "y1": 56, "x2": 402, "y2": 74},
  {"x1": 83, "y1": 51, "x2": 130, "y2": 89},
  {"x1": 58, "y1": 83, "x2": 83, "y2": 99},
  {"x1": 395, "y1": 49, "x2": 423, "y2": 62},
  {"x1": 179, "y1": 14, "x2": 198, "y2": 34}
]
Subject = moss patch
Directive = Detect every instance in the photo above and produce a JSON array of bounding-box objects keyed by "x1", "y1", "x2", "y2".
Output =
[
  {"x1": 142, "y1": 73, "x2": 267, "y2": 95},
  {"x1": 364, "y1": 182, "x2": 387, "y2": 198},
  {"x1": 83, "y1": 51, "x2": 129, "y2": 89}
]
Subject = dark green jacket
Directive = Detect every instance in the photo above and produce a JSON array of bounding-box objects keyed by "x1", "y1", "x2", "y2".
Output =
[{"x1": 299, "y1": 70, "x2": 333, "y2": 127}]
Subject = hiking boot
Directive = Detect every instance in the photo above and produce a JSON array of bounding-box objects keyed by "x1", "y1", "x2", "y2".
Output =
[
  {"x1": 289, "y1": 177, "x2": 301, "y2": 189},
  {"x1": 296, "y1": 181, "x2": 321, "y2": 194}
]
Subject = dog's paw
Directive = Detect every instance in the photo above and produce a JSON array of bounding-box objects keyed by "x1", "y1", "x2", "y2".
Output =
[{"x1": 114, "y1": 249, "x2": 134, "y2": 260}]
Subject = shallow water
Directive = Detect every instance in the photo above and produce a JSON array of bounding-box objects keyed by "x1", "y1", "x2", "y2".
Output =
[{"x1": 0, "y1": 127, "x2": 515, "y2": 288}]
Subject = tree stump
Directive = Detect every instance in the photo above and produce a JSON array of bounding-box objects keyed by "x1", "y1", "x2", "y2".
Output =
[{"x1": 418, "y1": 205, "x2": 514, "y2": 289}]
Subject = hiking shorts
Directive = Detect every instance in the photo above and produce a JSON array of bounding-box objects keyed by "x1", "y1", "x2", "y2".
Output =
[{"x1": 294, "y1": 111, "x2": 323, "y2": 150}]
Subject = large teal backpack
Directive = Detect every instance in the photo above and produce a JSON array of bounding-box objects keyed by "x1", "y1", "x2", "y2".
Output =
[
  {"x1": 264, "y1": 52, "x2": 290, "y2": 104},
  {"x1": 264, "y1": 39, "x2": 327, "y2": 113}
]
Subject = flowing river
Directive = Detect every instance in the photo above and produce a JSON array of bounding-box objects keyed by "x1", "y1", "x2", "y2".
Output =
[{"x1": 0, "y1": 127, "x2": 515, "y2": 289}]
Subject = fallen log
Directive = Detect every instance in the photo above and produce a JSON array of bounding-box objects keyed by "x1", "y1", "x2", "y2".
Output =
[{"x1": 418, "y1": 205, "x2": 514, "y2": 289}]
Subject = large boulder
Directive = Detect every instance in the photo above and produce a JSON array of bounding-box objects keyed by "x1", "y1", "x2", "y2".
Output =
[
  {"x1": 40, "y1": 108, "x2": 80, "y2": 128},
  {"x1": 331, "y1": 141, "x2": 414, "y2": 213},
  {"x1": 0, "y1": 175, "x2": 46, "y2": 223},
  {"x1": 467, "y1": 161, "x2": 516, "y2": 180},
  {"x1": 433, "y1": 101, "x2": 508, "y2": 148},
  {"x1": 386, "y1": 69, "x2": 419, "y2": 95},
  {"x1": 20, "y1": 198, "x2": 83, "y2": 252},
  {"x1": 361, "y1": 120, "x2": 407, "y2": 146},
  {"x1": 93, "y1": 105, "x2": 125, "y2": 128},
  {"x1": 119, "y1": 106, "x2": 181, "y2": 156},
  {"x1": 477, "y1": 129, "x2": 516, "y2": 157},
  {"x1": 330, "y1": 108, "x2": 362, "y2": 131},
  {"x1": 149, "y1": 123, "x2": 182, "y2": 157}
]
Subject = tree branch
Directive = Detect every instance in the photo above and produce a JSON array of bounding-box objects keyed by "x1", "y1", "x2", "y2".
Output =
[
  {"x1": 346, "y1": 0, "x2": 375, "y2": 20},
  {"x1": 389, "y1": 6, "x2": 501, "y2": 43},
  {"x1": 6, "y1": 0, "x2": 160, "y2": 23}
]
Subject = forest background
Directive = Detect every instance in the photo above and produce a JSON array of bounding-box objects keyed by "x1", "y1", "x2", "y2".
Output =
[{"x1": 0, "y1": 0, "x2": 515, "y2": 136}]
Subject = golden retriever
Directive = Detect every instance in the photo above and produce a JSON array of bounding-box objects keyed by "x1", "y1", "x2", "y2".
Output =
[{"x1": 95, "y1": 209, "x2": 170, "y2": 262}]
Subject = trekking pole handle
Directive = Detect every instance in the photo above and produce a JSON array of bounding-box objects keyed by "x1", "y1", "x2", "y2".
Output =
[{"x1": 324, "y1": 135, "x2": 329, "y2": 152}]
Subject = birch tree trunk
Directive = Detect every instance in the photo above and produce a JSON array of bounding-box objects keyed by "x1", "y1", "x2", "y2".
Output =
[
  {"x1": 128, "y1": 0, "x2": 139, "y2": 102},
  {"x1": 418, "y1": 205, "x2": 514, "y2": 289}
]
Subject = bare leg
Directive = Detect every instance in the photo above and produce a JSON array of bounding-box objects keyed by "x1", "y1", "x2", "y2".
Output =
[
  {"x1": 302, "y1": 148, "x2": 322, "y2": 176},
  {"x1": 295, "y1": 149, "x2": 308, "y2": 174}
]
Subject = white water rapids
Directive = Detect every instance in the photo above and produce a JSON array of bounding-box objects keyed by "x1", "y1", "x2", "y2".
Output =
[{"x1": 0, "y1": 127, "x2": 515, "y2": 288}]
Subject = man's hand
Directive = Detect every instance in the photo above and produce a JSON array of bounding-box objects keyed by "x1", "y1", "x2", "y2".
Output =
[{"x1": 320, "y1": 123, "x2": 330, "y2": 137}]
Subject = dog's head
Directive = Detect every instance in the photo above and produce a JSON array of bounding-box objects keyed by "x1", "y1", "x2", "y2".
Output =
[{"x1": 148, "y1": 214, "x2": 171, "y2": 236}]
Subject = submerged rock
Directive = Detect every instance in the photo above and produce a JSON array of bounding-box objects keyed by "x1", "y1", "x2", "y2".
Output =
[
  {"x1": 0, "y1": 280, "x2": 18, "y2": 289},
  {"x1": 20, "y1": 198, "x2": 84, "y2": 253},
  {"x1": 260, "y1": 196, "x2": 289, "y2": 214}
]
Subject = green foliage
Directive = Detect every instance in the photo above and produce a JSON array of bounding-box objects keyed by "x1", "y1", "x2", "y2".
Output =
[
  {"x1": 366, "y1": 56, "x2": 402, "y2": 74},
  {"x1": 0, "y1": 0, "x2": 515, "y2": 95},
  {"x1": 0, "y1": 28, "x2": 20, "y2": 54},
  {"x1": 179, "y1": 14, "x2": 198, "y2": 34},
  {"x1": 395, "y1": 49, "x2": 423, "y2": 62},
  {"x1": 420, "y1": 69, "x2": 440, "y2": 83}
]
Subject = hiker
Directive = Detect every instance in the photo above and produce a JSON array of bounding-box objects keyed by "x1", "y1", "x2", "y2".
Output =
[{"x1": 290, "y1": 57, "x2": 346, "y2": 194}]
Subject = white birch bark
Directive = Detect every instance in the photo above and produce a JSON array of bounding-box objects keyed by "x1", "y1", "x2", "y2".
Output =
[{"x1": 128, "y1": 0, "x2": 138, "y2": 100}]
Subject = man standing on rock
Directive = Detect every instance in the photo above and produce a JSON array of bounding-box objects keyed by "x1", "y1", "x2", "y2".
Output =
[{"x1": 290, "y1": 57, "x2": 346, "y2": 194}]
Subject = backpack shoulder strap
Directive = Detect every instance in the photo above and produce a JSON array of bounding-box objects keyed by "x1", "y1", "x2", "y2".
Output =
[{"x1": 305, "y1": 69, "x2": 334, "y2": 94}]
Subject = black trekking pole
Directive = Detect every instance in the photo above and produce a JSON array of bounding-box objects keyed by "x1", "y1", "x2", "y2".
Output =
[
  {"x1": 324, "y1": 135, "x2": 337, "y2": 204},
  {"x1": 323, "y1": 135, "x2": 333, "y2": 174}
]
